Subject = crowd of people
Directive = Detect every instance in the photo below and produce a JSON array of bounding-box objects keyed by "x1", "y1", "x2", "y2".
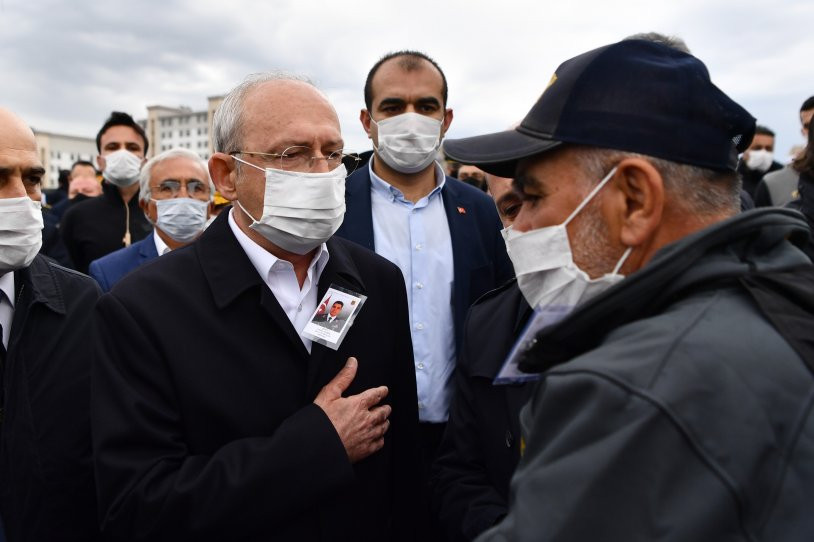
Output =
[{"x1": 1, "y1": 32, "x2": 813, "y2": 542}]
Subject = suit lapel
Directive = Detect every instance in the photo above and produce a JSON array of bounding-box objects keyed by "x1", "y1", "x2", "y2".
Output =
[
  {"x1": 338, "y1": 167, "x2": 376, "y2": 251},
  {"x1": 198, "y1": 212, "x2": 310, "y2": 359},
  {"x1": 441, "y1": 179, "x2": 476, "y2": 343},
  {"x1": 305, "y1": 238, "x2": 367, "y2": 399},
  {"x1": 138, "y1": 236, "x2": 158, "y2": 263}
]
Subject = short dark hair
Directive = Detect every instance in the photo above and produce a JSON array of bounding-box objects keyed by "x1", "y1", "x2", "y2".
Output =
[
  {"x1": 754, "y1": 125, "x2": 775, "y2": 137},
  {"x1": 96, "y1": 111, "x2": 149, "y2": 155},
  {"x1": 801, "y1": 96, "x2": 814, "y2": 112},
  {"x1": 70, "y1": 160, "x2": 96, "y2": 173},
  {"x1": 332, "y1": 301, "x2": 344, "y2": 308},
  {"x1": 793, "y1": 115, "x2": 814, "y2": 176},
  {"x1": 364, "y1": 50, "x2": 448, "y2": 110}
]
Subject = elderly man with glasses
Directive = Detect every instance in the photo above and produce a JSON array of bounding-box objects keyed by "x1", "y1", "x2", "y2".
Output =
[
  {"x1": 88, "y1": 148, "x2": 214, "y2": 292},
  {"x1": 91, "y1": 73, "x2": 422, "y2": 541}
]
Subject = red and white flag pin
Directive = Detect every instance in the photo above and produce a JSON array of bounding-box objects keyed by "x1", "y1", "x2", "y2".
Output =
[{"x1": 457, "y1": 206, "x2": 466, "y2": 214}]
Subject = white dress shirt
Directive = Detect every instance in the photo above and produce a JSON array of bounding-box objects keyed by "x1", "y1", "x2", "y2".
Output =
[
  {"x1": 228, "y1": 209, "x2": 329, "y2": 353},
  {"x1": 369, "y1": 160, "x2": 456, "y2": 422},
  {"x1": 0, "y1": 272, "x2": 15, "y2": 350},
  {"x1": 153, "y1": 230, "x2": 171, "y2": 256}
]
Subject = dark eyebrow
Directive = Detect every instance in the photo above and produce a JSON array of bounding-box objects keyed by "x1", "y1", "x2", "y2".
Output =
[
  {"x1": 416, "y1": 97, "x2": 441, "y2": 108},
  {"x1": 27, "y1": 167, "x2": 46, "y2": 177},
  {"x1": 378, "y1": 98, "x2": 406, "y2": 109},
  {"x1": 513, "y1": 174, "x2": 539, "y2": 193}
]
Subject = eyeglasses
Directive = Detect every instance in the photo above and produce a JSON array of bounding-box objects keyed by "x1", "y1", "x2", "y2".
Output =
[
  {"x1": 153, "y1": 179, "x2": 211, "y2": 200},
  {"x1": 230, "y1": 146, "x2": 361, "y2": 174}
]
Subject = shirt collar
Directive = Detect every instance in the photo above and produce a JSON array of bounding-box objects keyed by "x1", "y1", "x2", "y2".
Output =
[
  {"x1": 368, "y1": 158, "x2": 446, "y2": 203},
  {"x1": 227, "y1": 208, "x2": 329, "y2": 284},
  {"x1": 153, "y1": 229, "x2": 171, "y2": 256},
  {"x1": 0, "y1": 272, "x2": 15, "y2": 309}
]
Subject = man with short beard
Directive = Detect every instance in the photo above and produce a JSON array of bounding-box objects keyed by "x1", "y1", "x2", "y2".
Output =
[{"x1": 445, "y1": 39, "x2": 814, "y2": 541}]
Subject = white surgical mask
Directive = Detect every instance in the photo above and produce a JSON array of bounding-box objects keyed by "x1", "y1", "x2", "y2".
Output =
[
  {"x1": 372, "y1": 112, "x2": 442, "y2": 174},
  {"x1": 153, "y1": 198, "x2": 209, "y2": 243},
  {"x1": 0, "y1": 197, "x2": 44, "y2": 273},
  {"x1": 232, "y1": 158, "x2": 346, "y2": 254},
  {"x1": 745, "y1": 149, "x2": 774, "y2": 172},
  {"x1": 504, "y1": 166, "x2": 632, "y2": 311},
  {"x1": 102, "y1": 149, "x2": 142, "y2": 187}
]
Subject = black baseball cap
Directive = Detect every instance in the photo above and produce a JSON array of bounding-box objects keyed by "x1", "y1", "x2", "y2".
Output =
[{"x1": 443, "y1": 39, "x2": 756, "y2": 177}]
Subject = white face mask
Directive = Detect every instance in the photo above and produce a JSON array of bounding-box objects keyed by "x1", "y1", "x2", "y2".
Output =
[
  {"x1": 371, "y1": 112, "x2": 443, "y2": 174},
  {"x1": 102, "y1": 149, "x2": 142, "y2": 187},
  {"x1": 745, "y1": 149, "x2": 774, "y2": 172},
  {"x1": 153, "y1": 198, "x2": 209, "y2": 243},
  {"x1": 232, "y1": 158, "x2": 346, "y2": 254},
  {"x1": 504, "y1": 166, "x2": 632, "y2": 311},
  {"x1": 0, "y1": 197, "x2": 44, "y2": 273}
]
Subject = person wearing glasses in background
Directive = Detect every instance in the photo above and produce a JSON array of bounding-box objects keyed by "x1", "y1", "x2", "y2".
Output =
[
  {"x1": 91, "y1": 73, "x2": 422, "y2": 541},
  {"x1": 88, "y1": 148, "x2": 214, "y2": 292}
]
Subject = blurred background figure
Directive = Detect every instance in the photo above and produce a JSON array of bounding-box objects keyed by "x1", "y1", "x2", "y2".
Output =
[
  {"x1": 738, "y1": 124, "x2": 783, "y2": 198},
  {"x1": 88, "y1": 148, "x2": 213, "y2": 292},
  {"x1": 755, "y1": 96, "x2": 814, "y2": 207},
  {"x1": 457, "y1": 164, "x2": 487, "y2": 191},
  {"x1": 60, "y1": 111, "x2": 152, "y2": 273}
]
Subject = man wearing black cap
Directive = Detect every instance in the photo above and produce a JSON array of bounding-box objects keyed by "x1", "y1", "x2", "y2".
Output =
[{"x1": 445, "y1": 39, "x2": 814, "y2": 541}]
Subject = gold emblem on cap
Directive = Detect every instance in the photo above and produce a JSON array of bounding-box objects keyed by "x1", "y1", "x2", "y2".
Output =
[{"x1": 546, "y1": 73, "x2": 558, "y2": 89}]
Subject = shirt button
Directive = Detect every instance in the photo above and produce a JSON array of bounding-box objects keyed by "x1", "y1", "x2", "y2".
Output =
[
  {"x1": 415, "y1": 243, "x2": 423, "y2": 251},
  {"x1": 414, "y1": 322, "x2": 424, "y2": 330},
  {"x1": 297, "y1": 304, "x2": 302, "y2": 312},
  {"x1": 417, "y1": 362, "x2": 424, "y2": 370},
  {"x1": 414, "y1": 282, "x2": 424, "y2": 289}
]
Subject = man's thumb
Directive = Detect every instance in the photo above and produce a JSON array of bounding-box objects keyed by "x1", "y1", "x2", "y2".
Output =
[{"x1": 330, "y1": 357, "x2": 358, "y2": 395}]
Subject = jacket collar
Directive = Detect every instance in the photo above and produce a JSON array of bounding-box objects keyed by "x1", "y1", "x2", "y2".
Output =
[
  {"x1": 14, "y1": 255, "x2": 68, "y2": 315},
  {"x1": 518, "y1": 208, "x2": 812, "y2": 373}
]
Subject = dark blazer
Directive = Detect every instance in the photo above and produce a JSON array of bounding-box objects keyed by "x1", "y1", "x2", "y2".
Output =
[
  {"x1": 431, "y1": 281, "x2": 534, "y2": 541},
  {"x1": 335, "y1": 165, "x2": 513, "y2": 350},
  {"x1": 88, "y1": 235, "x2": 159, "y2": 292},
  {"x1": 0, "y1": 256, "x2": 102, "y2": 541},
  {"x1": 92, "y1": 212, "x2": 422, "y2": 541}
]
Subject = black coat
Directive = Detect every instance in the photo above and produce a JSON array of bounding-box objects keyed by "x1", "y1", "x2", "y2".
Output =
[
  {"x1": 60, "y1": 182, "x2": 152, "y2": 273},
  {"x1": 0, "y1": 256, "x2": 102, "y2": 541},
  {"x1": 91, "y1": 212, "x2": 422, "y2": 541},
  {"x1": 431, "y1": 281, "x2": 533, "y2": 541}
]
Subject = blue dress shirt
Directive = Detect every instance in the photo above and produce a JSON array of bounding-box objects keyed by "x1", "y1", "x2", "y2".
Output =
[{"x1": 369, "y1": 161, "x2": 455, "y2": 422}]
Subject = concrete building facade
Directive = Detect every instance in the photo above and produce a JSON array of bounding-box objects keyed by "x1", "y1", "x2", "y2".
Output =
[
  {"x1": 139, "y1": 95, "x2": 224, "y2": 160},
  {"x1": 33, "y1": 130, "x2": 97, "y2": 189}
]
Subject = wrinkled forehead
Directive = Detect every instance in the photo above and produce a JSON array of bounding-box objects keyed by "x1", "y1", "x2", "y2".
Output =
[{"x1": 240, "y1": 81, "x2": 342, "y2": 149}]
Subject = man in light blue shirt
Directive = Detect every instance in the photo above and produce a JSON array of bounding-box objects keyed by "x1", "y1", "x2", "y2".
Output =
[{"x1": 337, "y1": 50, "x2": 513, "y2": 478}]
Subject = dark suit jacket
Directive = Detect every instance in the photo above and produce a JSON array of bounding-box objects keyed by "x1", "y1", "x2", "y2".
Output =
[
  {"x1": 1, "y1": 256, "x2": 102, "y2": 541},
  {"x1": 431, "y1": 281, "x2": 534, "y2": 541},
  {"x1": 88, "y1": 235, "x2": 159, "y2": 292},
  {"x1": 92, "y1": 212, "x2": 422, "y2": 541},
  {"x1": 311, "y1": 313, "x2": 348, "y2": 333},
  {"x1": 335, "y1": 164, "x2": 513, "y2": 351}
]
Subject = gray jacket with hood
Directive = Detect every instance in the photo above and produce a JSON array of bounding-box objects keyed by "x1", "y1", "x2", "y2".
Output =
[{"x1": 478, "y1": 208, "x2": 814, "y2": 542}]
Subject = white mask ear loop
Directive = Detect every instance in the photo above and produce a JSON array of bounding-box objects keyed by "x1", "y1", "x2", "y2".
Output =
[
  {"x1": 230, "y1": 155, "x2": 267, "y2": 222},
  {"x1": 563, "y1": 166, "x2": 618, "y2": 227},
  {"x1": 611, "y1": 246, "x2": 633, "y2": 275}
]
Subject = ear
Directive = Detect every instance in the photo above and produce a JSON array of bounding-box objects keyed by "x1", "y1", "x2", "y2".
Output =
[
  {"x1": 96, "y1": 155, "x2": 106, "y2": 171},
  {"x1": 360, "y1": 109, "x2": 373, "y2": 138},
  {"x1": 441, "y1": 108, "x2": 454, "y2": 136},
  {"x1": 610, "y1": 158, "x2": 664, "y2": 248},
  {"x1": 209, "y1": 153, "x2": 238, "y2": 201}
]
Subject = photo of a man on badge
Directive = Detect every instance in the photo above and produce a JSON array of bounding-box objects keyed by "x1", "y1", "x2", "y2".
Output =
[{"x1": 312, "y1": 300, "x2": 348, "y2": 332}]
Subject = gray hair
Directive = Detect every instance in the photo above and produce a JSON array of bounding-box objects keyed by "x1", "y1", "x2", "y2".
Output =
[
  {"x1": 624, "y1": 32, "x2": 691, "y2": 54},
  {"x1": 213, "y1": 72, "x2": 314, "y2": 155},
  {"x1": 139, "y1": 147, "x2": 215, "y2": 204},
  {"x1": 572, "y1": 147, "x2": 740, "y2": 217}
]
